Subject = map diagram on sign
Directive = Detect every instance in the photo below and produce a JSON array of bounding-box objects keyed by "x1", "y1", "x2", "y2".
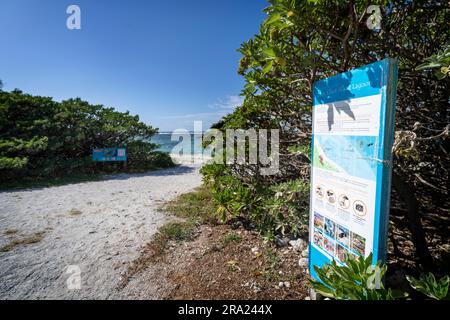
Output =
[{"x1": 313, "y1": 135, "x2": 378, "y2": 181}]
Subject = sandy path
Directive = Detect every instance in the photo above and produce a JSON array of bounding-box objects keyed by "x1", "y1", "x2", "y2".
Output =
[{"x1": 0, "y1": 164, "x2": 202, "y2": 300}]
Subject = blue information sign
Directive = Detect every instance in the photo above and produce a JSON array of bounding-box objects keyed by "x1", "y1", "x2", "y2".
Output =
[
  {"x1": 308, "y1": 58, "x2": 398, "y2": 279},
  {"x1": 92, "y1": 148, "x2": 127, "y2": 162}
]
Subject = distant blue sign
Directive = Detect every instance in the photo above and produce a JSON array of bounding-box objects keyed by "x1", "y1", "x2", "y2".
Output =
[
  {"x1": 309, "y1": 58, "x2": 398, "y2": 279},
  {"x1": 92, "y1": 148, "x2": 127, "y2": 162}
]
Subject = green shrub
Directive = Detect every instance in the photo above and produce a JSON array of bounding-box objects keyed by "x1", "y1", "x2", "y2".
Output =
[
  {"x1": 262, "y1": 179, "x2": 309, "y2": 237},
  {"x1": 0, "y1": 89, "x2": 174, "y2": 184},
  {"x1": 310, "y1": 254, "x2": 450, "y2": 300},
  {"x1": 162, "y1": 186, "x2": 217, "y2": 221},
  {"x1": 202, "y1": 0, "x2": 450, "y2": 270},
  {"x1": 310, "y1": 254, "x2": 408, "y2": 300},
  {"x1": 416, "y1": 44, "x2": 450, "y2": 79},
  {"x1": 222, "y1": 232, "x2": 243, "y2": 246},
  {"x1": 407, "y1": 273, "x2": 450, "y2": 300},
  {"x1": 201, "y1": 163, "x2": 309, "y2": 238},
  {"x1": 159, "y1": 219, "x2": 199, "y2": 242}
]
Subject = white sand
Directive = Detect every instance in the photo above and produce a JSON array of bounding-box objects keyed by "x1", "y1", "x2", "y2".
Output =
[
  {"x1": 0, "y1": 164, "x2": 202, "y2": 300},
  {"x1": 170, "y1": 153, "x2": 212, "y2": 165}
]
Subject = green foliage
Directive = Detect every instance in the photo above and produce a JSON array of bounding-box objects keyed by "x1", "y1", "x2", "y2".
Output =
[
  {"x1": 158, "y1": 219, "x2": 199, "y2": 242},
  {"x1": 202, "y1": 164, "x2": 256, "y2": 222},
  {"x1": 222, "y1": 232, "x2": 243, "y2": 246},
  {"x1": 287, "y1": 144, "x2": 311, "y2": 157},
  {"x1": 311, "y1": 254, "x2": 450, "y2": 300},
  {"x1": 265, "y1": 247, "x2": 281, "y2": 270},
  {"x1": 310, "y1": 254, "x2": 408, "y2": 300},
  {"x1": 162, "y1": 186, "x2": 217, "y2": 222},
  {"x1": 0, "y1": 156, "x2": 28, "y2": 170},
  {"x1": 407, "y1": 273, "x2": 450, "y2": 300},
  {"x1": 203, "y1": 0, "x2": 449, "y2": 264},
  {"x1": 127, "y1": 141, "x2": 174, "y2": 171},
  {"x1": 0, "y1": 137, "x2": 48, "y2": 170},
  {"x1": 212, "y1": 175, "x2": 259, "y2": 223},
  {"x1": 416, "y1": 45, "x2": 450, "y2": 80},
  {"x1": 201, "y1": 163, "x2": 309, "y2": 238},
  {"x1": 263, "y1": 179, "x2": 309, "y2": 236},
  {"x1": 0, "y1": 89, "x2": 173, "y2": 184}
]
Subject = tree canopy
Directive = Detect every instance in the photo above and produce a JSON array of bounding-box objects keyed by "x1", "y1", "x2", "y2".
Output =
[
  {"x1": 202, "y1": 0, "x2": 449, "y2": 271},
  {"x1": 0, "y1": 89, "x2": 172, "y2": 182}
]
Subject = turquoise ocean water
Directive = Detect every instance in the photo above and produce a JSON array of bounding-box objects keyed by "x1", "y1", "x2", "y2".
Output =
[{"x1": 151, "y1": 133, "x2": 204, "y2": 155}]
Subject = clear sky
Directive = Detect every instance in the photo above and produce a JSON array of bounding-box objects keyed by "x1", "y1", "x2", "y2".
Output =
[{"x1": 0, "y1": 0, "x2": 267, "y2": 131}]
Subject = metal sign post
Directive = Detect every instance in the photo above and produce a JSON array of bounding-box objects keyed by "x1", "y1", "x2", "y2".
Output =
[{"x1": 308, "y1": 58, "x2": 399, "y2": 279}]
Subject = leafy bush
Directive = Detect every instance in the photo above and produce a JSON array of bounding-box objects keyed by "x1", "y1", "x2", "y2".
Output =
[
  {"x1": 416, "y1": 44, "x2": 450, "y2": 79},
  {"x1": 202, "y1": 0, "x2": 449, "y2": 269},
  {"x1": 310, "y1": 254, "x2": 407, "y2": 300},
  {"x1": 0, "y1": 89, "x2": 174, "y2": 183},
  {"x1": 222, "y1": 232, "x2": 243, "y2": 246},
  {"x1": 310, "y1": 254, "x2": 450, "y2": 300},
  {"x1": 201, "y1": 163, "x2": 309, "y2": 238},
  {"x1": 263, "y1": 179, "x2": 309, "y2": 236},
  {"x1": 159, "y1": 219, "x2": 199, "y2": 242},
  {"x1": 127, "y1": 141, "x2": 174, "y2": 171},
  {"x1": 406, "y1": 273, "x2": 450, "y2": 300},
  {"x1": 162, "y1": 186, "x2": 217, "y2": 222}
]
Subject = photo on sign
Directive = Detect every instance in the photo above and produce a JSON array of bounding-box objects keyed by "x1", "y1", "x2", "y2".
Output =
[
  {"x1": 313, "y1": 212, "x2": 324, "y2": 231},
  {"x1": 324, "y1": 218, "x2": 335, "y2": 239},
  {"x1": 117, "y1": 149, "x2": 126, "y2": 157},
  {"x1": 336, "y1": 244, "x2": 348, "y2": 262},
  {"x1": 336, "y1": 224, "x2": 350, "y2": 247},
  {"x1": 313, "y1": 229, "x2": 323, "y2": 248},
  {"x1": 351, "y1": 232, "x2": 366, "y2": 256},
  {"x1": 323, "y1": 236, "x2": 335, "y2": 257}
]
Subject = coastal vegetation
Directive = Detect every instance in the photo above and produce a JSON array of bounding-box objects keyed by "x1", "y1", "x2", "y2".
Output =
[
  {"x1": 0, "y1": 88, "x2": 174, "y2": 188},
  {"x1": 310, "y1": 253, "x2": 449, "y2": 300},
  {"x1": 1, "y1": 0, "x2": 448, "y2": 301},
  {"x1": 0, "y1": 231, "x2": 46, "y2": 253},
  {"x1": 199, "y1": 0, "x2": 449, "y2": 293}
]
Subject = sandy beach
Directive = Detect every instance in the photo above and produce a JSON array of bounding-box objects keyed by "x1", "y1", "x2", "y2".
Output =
[{"x1": 0, "y1": 164, "x2": 202, "y2": 299}]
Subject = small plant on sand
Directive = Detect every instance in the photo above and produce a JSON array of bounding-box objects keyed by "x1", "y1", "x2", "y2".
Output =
[
  {"x1": 222, "y1": 232, "x2": 243, "y2": 247},
  {"x1": 69, "y1": 209, "x2": 82, "y2": 216},
  {"x1": 155, "y1": 219, "x2": 199, "y2": 258},
  {"x1": 4, "y1": 229, "x2": 19, "y2": 236},
  {"x1": 0, "y1": 231, "x2": 45, "y2": 252},
  {"x1": 226, "y1": 260, "x2": 241, "y2": 273},
  {"x1": 265, "y1": 248, "x2": 281, "y2": 270},
  {"x1": 263, "y1": 247, "x2": 282, "y2": 282},
  {"x1": 159, "y1": 219, "x2": 198, "y2": 242},
  {"x1": 162, "y1": 186, "x2": 217, "y2": 222}
]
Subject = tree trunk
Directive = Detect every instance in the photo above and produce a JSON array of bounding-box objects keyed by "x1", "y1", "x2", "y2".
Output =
[{"x1": 392, "y1": 172, "x2": 434, "y2": 271}]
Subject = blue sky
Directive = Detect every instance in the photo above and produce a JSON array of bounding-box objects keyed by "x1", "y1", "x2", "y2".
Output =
[{"x1": 0, "y1": 0, "x2": 267, "y2": 131}]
